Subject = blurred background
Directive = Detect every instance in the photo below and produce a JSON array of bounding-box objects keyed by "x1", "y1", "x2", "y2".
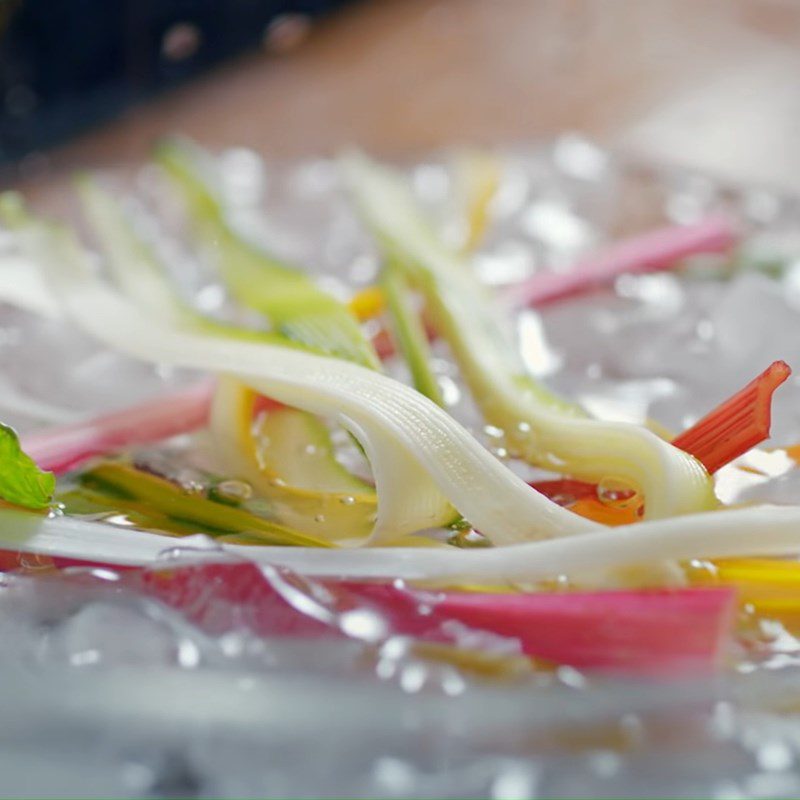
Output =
[{"x1": 2, "y1": 0, "x2": 800, "y2": 187}]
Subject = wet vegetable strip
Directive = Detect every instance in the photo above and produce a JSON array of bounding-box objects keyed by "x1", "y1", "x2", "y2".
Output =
[
  {"x1": 21, "y1": 382, "x2": 216, "y2": 475},
  {"x1": 134, "y1": 560, "x2": 736, "y2": 675},
  {"x1": 672, "y1": 361, "x2": 791, "y2": 474},
  {"x1": 504, "y1": 215, "x2": 738, "y2": 309}
]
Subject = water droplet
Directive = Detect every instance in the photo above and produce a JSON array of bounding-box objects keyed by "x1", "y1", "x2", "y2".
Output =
[
  {"x1": 304, "y1": 444, "x2": 318, "y2": 455},
  {"x1": 269, "y1": 477, "x2": 287, "y2": 488},
  {"x1": 484, "y1": 424, "x2": 505, "y2": 439},
  {"x1": 448, "y1": 528, "x2": 491, "y2": 549},
  {"x1": 177, "y1": 469, "x2": 207, "y2": 495},
  {"x1": 339, "y1": 495, "x2": 356, "y2": 506},
  {"x1": 314, "y1": 514, "x2": 326, "y2": 523},
  {"x1": 597, "y1": 477, "x2": 639, "y2": 508},
  {"x1": 214, "y1": 479, "x2": 253, "y2": 502},
  {"x1": 100, "y1": 514, "x2": 133, "y2": 530},
  {"x1": 516, "y1": 421, "x2": 531, "y2": 434},
  {"x1": 685, "y1": 559, "x2": 718, "y2": 584}
]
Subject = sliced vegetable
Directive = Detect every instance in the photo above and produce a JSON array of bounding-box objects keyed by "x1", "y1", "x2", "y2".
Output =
[
  {"x1": 21, "y1": 382, "x2": 214, "y2": 474},
  {"x1": 76, "y1": 176, "x2": 193, "y2": 323},
  {"x1": 342, "y1": 152, "x2": 717, "y2": 520},
  {"x1": 530, "y1": 478, "x2": 597, "y2": 505},
  {"x1": 6, "y1": 503, "x2": 800, "y2": 583},
  {"x1": 349, "y1": 285, "x2": 386, "y2": 322},
  {"x1": 75, "y1": 179, "x2": 387, "y2": 539},
  {"x1": 532, "y1": 478, "x2": 639, "y2": 526},
  {"x1": 380, "y1": 261, "x2": 443, "y2": 405},
  {"x1": 691, "y1": 558, "x2": 800, "y2": 630},
  {"x1": 155, "y1": 138, "x2": 381, "y2": 369},
  {"x1": 531, "y1": 363, "x2": 791, "y2": 524},
  {"x1": 0, "y1": 424, "x2": 54, "y2": 510},
  {"x1": 672, "y1": 361, "x2": 791, "y2": 474},
  {"x1": 348, "y1": 150, "x2": 500, "y2": 324},
  {"x1": 701, "y1": 558, "x2": 800, "y2": 600},
  {"x1": 210, "y1": 376, "x2": 378, "y2": 542},
  {"x1": 350, "y1": 582, "x2": 735, "y2": 675},
  {"x1": 350, "y1": 215, "x2": 738, "y2": 357},
  {"x1": 75, "y1": 177, "x2": 298, "y2": 350},
  {"x1": 26, "y1": 214, "x2": 594, "y2": 545},
  {"x1": 132, "y1": 559, "x2": 735, "y2": 674},
  {"x1": 503, "y1": 215, "x2": 738, "y2": 309},
  {"x1": 62, "y1": 460, "x2": 334, "y2": 547},
  {"x1": 451, "y1": 149, "x2": 501, "y2": 253},
  {"x1": 253, "y1": 404, "x2": 371, "y2": 494}
]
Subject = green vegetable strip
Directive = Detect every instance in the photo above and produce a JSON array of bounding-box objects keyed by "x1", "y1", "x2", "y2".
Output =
[
  {"x1": 75, "y1": 175, "x2": 190, "y2": 324},
  {"x1": 72, "y1": 179, "x2": 379, "y2": 539},
  {"x1": 155, "y1": 139, "x2": 381, "y2": 370},
  {"x1": 76, "y1": 177, "x2": 306, "y2": 352},
  {"x1": 381, "y1": 259, "x2": 444, "y2": 406},
  {"x1": 60, "y1": 461, "x2": 333, "y2": 547}
]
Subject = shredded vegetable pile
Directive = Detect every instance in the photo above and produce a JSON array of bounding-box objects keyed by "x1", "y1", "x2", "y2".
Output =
[{"x1": 3, "y1": 140, "x2": 800, "y2": 675}]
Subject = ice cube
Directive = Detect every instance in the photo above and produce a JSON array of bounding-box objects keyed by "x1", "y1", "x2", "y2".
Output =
[{"x1": 46, "y1": 602, "x2": 184, "y2": 667}]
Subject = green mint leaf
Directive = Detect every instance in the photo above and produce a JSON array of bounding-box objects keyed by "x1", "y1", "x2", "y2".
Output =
[{"x1": 0, "y1": 423, "x2": 55, "y2": 510}]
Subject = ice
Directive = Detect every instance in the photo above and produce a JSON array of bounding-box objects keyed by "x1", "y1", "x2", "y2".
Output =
[
  {"x1": 46, "y1": 602, "x2": 185, "y2": 667},
  {"x1": 540, "y1": 268, "x2": 800, "y2": 443},
  {"x1": 5, "y1": 144, "x2": 800, "y2": 797},
  {"x1": 710, "y1": 273, "x2": 799, "y2": 373},
  {"x1": 0, "y1": 557, "x2": 798, "y2": 797},
  {"x1": 0, "y1": 303, "x2": 195, "y2": 433}
]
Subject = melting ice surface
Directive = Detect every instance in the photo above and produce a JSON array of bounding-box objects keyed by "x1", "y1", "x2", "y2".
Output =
[{"x1": 5, "y1": 138, "x2": 800, "y2": 796}]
